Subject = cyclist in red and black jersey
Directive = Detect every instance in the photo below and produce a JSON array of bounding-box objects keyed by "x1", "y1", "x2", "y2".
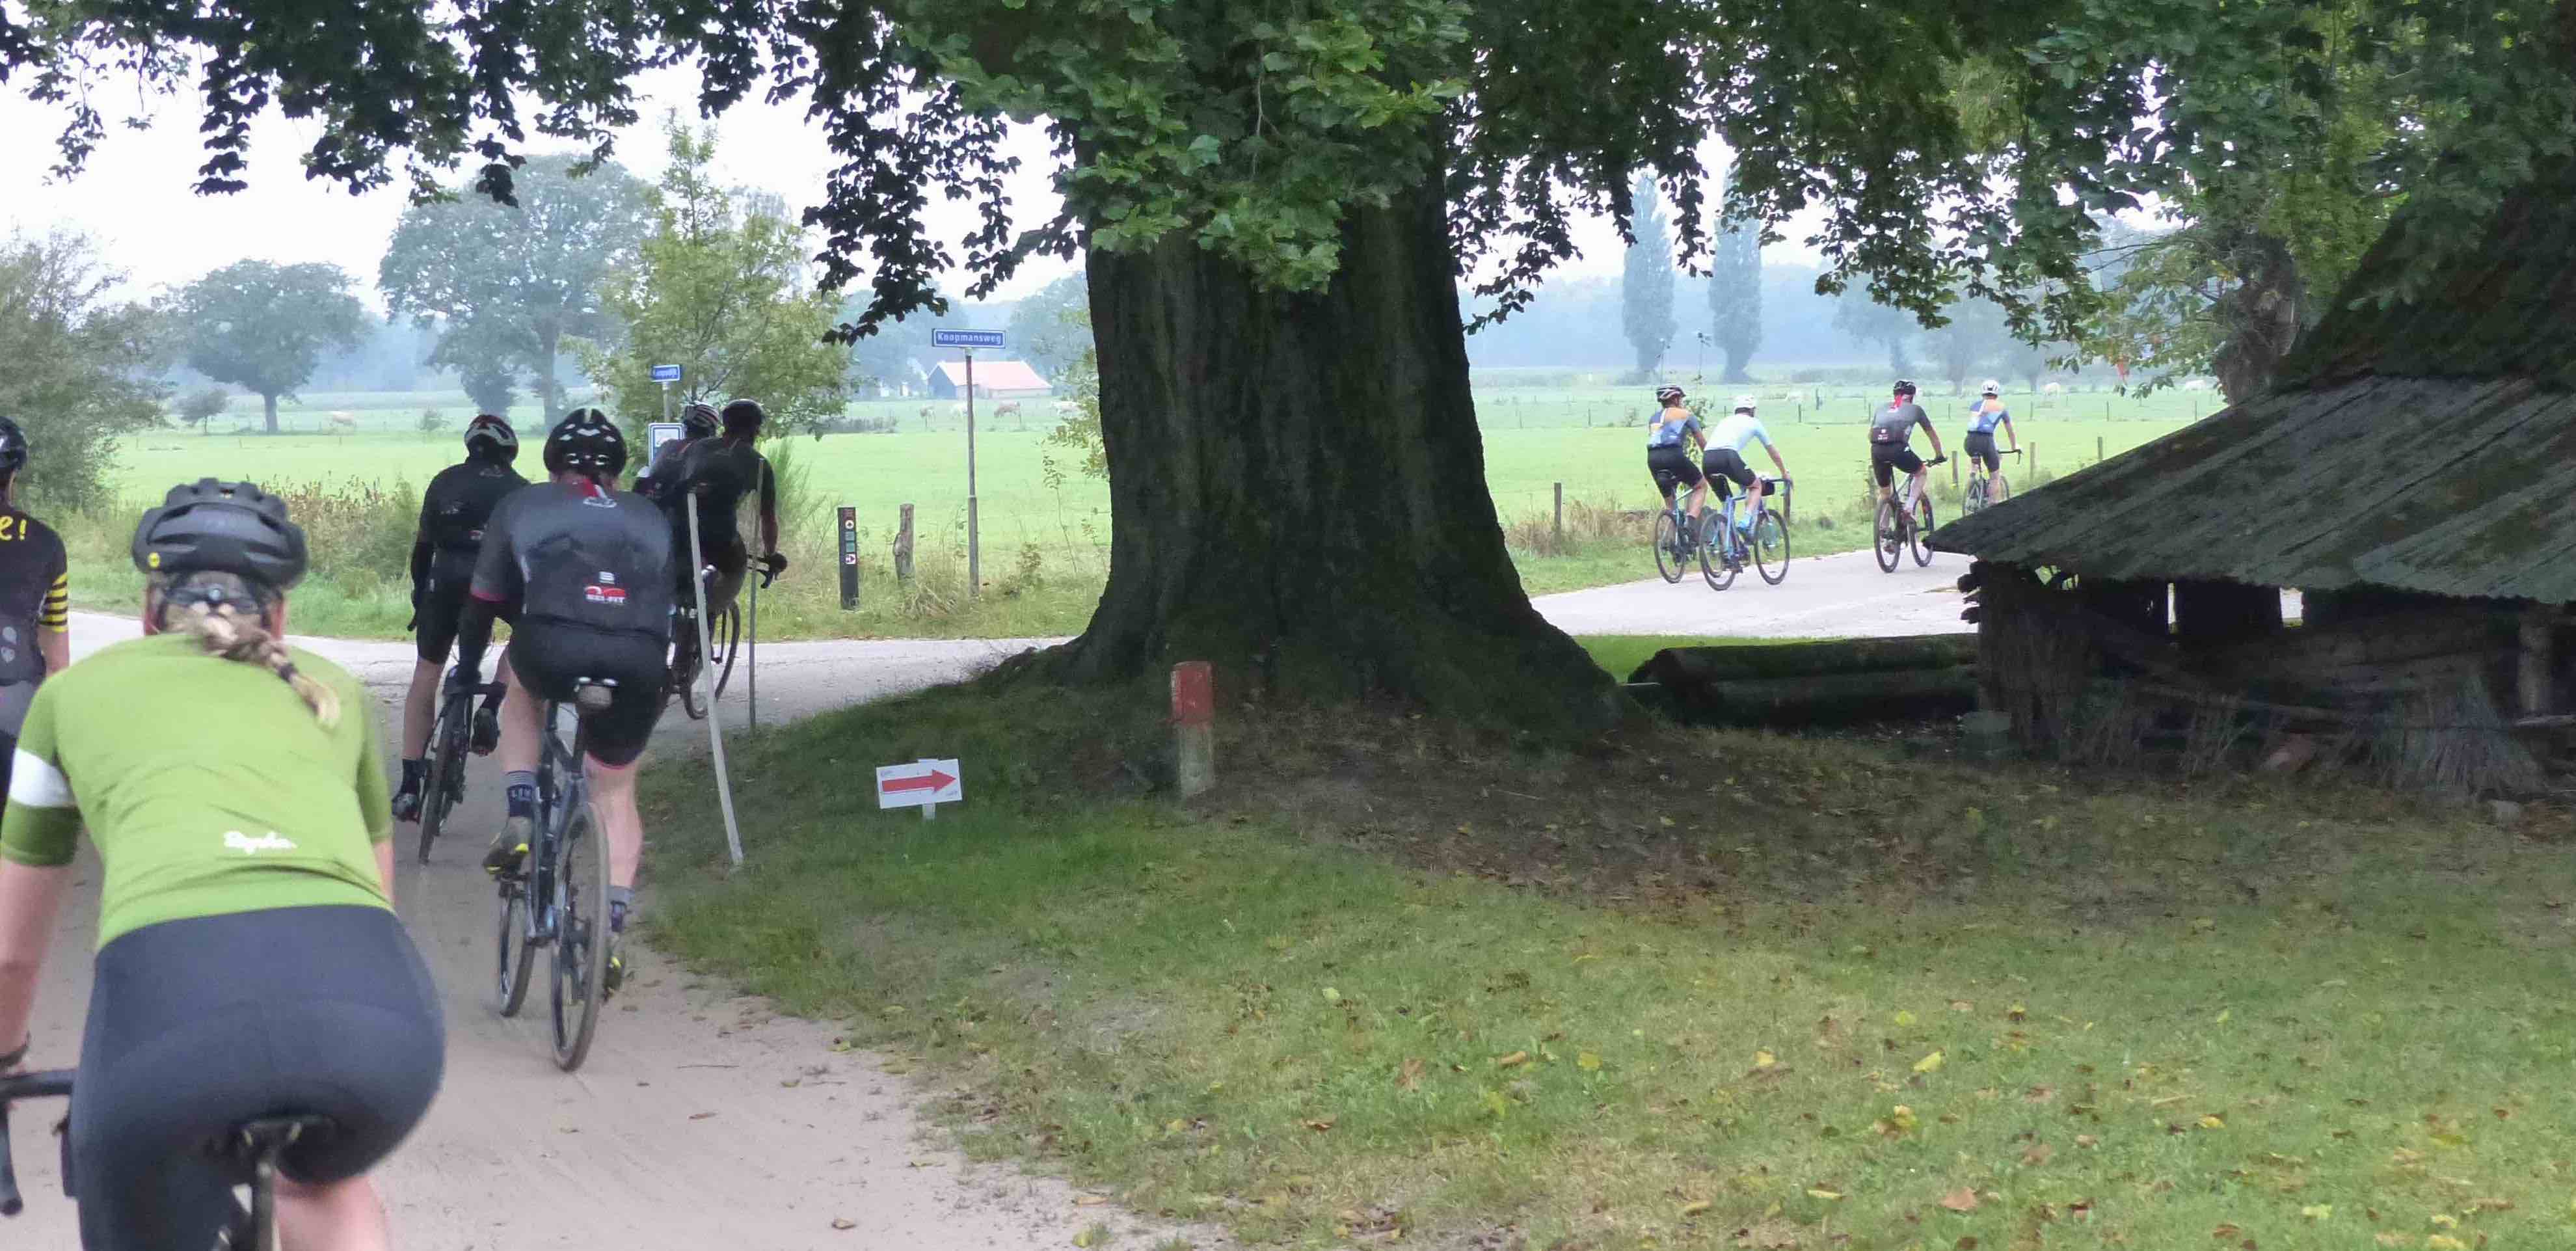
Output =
[
  {"x1": 0, "y1": 418, "x2": 68, "y2": 795},
  {"x1": 391, "y1": 415, "x2": 526, "y2": 822}
]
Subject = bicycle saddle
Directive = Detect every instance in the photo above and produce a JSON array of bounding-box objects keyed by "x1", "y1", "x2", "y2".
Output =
[
  {"x1": 217, "y1": 1115, "x2": 334, "y2": 1168},
  {"x1": 573, "y1": 681, "x2": 616, "y2": 714}
]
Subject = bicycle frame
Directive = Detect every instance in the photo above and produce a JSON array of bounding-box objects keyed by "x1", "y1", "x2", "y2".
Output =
[
  {"x1": 3, "y1": 1069, "x2": 315, "y2": 1248},
  {"x1": 510, "y1": 699, "x2": 593, "y2": 952}
]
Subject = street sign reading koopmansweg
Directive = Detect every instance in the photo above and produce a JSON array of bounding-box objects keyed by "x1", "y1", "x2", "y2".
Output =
[
  {"x1": 651, "y1": 364, "x2": 684, "y2": 383},
  {"x1": 932, "y1": 329, "x2": 1005, "y2": 349}
]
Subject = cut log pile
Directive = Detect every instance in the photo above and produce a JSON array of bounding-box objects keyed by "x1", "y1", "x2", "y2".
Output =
[{"x1": 1626, "y1": 635, "x2": 1979, "y2": 728}]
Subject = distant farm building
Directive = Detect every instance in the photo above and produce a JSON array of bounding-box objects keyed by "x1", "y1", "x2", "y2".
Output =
[
  {"x1": 927, "y1": 359, "x2": 1050, "y2": 401},
  {"x1": 1933, "y1": 164, "x2": 2576, "y2": 796}
]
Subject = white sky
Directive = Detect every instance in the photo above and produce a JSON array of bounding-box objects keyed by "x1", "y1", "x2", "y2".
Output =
[{"x1": 0, "y1": 68, "x2": 1789, "y2": 316}]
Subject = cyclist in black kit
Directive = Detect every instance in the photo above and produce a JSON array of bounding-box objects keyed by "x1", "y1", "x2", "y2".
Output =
[
  {"x1": 0, "y1": 416, "x2": 69, "y2": 794},
  {"x1": 651, "y1": 398, "x2": 785, "y2": 615},
  {"x1": 457, "y1": 410, "x2": 674, "y2": 993},
  {"x1": 391, "y1": 414, "x2": 526, "y2": 823},
  {"x1": 636, "y1": 401, "x2": 719, "y2": 494}
]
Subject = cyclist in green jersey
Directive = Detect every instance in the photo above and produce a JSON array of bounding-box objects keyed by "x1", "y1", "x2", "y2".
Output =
[{"x1": 0, "y1": 480, "x2": 443, "y2": 1251}]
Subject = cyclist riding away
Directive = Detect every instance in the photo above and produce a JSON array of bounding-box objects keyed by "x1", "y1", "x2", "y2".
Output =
[
  {"x1": 0, "y1": 479, "x2": 444, "y2": 1250},
  {"x1": 0, "y1": 418, "x2": 70, "y2": 796},
  {"x1": 634, "y1": 401, "x2": 718, "y2": 494},
  {"x1": 649, "y1": 398, "x2": 785, "y2": 617},
  {"x1": 1704, "y1": 396, "x2": 1790, "y2": 539},
  {"x1": 1870, "y1": 379, "x2": 1946, "y2": 505},
  {"x1": 1643, "y1": 384, "x2": 1708, "y2": 543},
  {"x1": 1965, "y1": 379, "x2": 2019, "y2": 503},
  {"x1": 392, "y1": 414, "x2": 526, "y2": 822},
  {"x1": 457, "y1": 410, "x2": 673, "y2": 994}
]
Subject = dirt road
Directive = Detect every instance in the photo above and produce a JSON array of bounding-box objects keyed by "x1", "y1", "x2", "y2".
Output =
[{"x1": 12, "y1": 615, "x2": 1212, "y2": 1250}]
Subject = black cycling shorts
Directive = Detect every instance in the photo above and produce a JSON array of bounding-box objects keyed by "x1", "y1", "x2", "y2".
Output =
[
  {"x1": 1647, "y1": 446, "x2": 1703, "y2": 498},
  {"x1": 1871, "y1": 446, "x2": 1925, "y2": 489},
  {"x1": 1964, "y1": 431, "x2": 2000, "y2": 474},
  {"x1": 414, "y1": 549, "x2": 480, "y2": 665},
  {"x1": 72, "y1": 906, "x2": 444, "y2": 1251},
  {"x1": 1701, "y1": 448, "x2": 1756, "y2": 499},
  {"x1": 677, "y1": 534, "x2": 751, "y2": 620},
  {"x1": 508, "y1": 621, "x2": 668, "y2": 768}
]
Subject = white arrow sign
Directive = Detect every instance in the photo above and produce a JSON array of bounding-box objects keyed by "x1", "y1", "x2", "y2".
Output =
[{"x1": 876, "y1": 758, "x2": 962, "y2": 819}]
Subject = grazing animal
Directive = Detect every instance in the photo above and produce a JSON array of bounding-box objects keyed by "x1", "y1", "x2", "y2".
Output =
[
  {"x1": 996, "y1": 401, "x2": 1021, "y2": 419},
  {"x1": 2041, "y1": 382, "x2": 2065, "y2": 397},
  {"x1": 2181, "y1": 378, "x2": 2211, "y2": 393},
  {"x1": 327, "y1": 412, "x2": 358, "y2": 431}
]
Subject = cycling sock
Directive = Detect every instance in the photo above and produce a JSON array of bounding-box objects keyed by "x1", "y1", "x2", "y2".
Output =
[
  {"x1": 505, "y1": 771, "x2": 537, "y2": 820},
  {"x1": 609, "y1": 887, "x2": 634, "y2": 933},
  {"x1": 399, "y1": 758, "x2": 425, "y2": 791}
]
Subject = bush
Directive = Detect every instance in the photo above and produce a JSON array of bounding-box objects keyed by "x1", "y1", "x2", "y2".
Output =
[
  {"x1": 269, "y1": 479, "x2": 420, "y2": 592},
  {"x1": 177, "y1": 386, "x2": 232, "y2": 431},
  {"x1": 418, "y1": 407, "x2": 444, "y2": 433}
]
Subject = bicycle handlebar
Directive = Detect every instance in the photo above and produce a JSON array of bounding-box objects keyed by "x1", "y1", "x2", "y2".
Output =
[{"x1": 1, "y1": 1069, "x2": 75, "y2": 1218}]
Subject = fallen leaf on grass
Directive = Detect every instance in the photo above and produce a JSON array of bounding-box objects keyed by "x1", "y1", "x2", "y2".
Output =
[
  {"x1": 1806, "y1": 1188, "x2": 1843, "y2": 1201},
  {"x1": 689, "y1": 1112, "x2": 718, "y2": 1121},
  {"x1": 1074, "y1": 1196, "x2": 1110, "y2": 1207},
  {"x1": 2300, "y1": 1205, "x2": 2332, "y2": 1220},
  {"x1": 1894, "y1": 1010, "x2": 1918, "y2": 1027},
  {"x1": 1680, "y1": 1200, "x2": 1711, "y2": 1217},
  {"x1": 1754, "y1": 1049, "x2": 1778, "y2": 1069},
  {"x1": 2076, "y1": 1135, "x2": 2099, "y2": 1148},
  {"x1": 1322, "y1": 987, "x2": 1341, "y2": 1004},
  {"x1": 1495, "y1": 1050, "x2": 1530, "y2": 1068},
  {"x1": 1303, "y1": 1118, "x2": 1336, "y2": 1132},
  {"x1": 1577, "y1": 1051, "x2": 1603, "y2": 1071},
  {"x1": 831, "y1": 1218, "x2": 856, "y2": 1231},
  {"x1": 2198, "y1": 1114, "x2": 2226, "y2": 1130},
  {"x1": 2020, "y1": 1143, "x2": 2053, "y2": 1166},
  {"x1": 1399, "y1": 1057, "x2": 1425, "y2": 1090},
  {"x1": 1914, "y1": 1050, "x2": 1946, "y2": 1074},
  {"x1": 1940, "y1": 1188, "x2": 1979, "y2": 1213}
]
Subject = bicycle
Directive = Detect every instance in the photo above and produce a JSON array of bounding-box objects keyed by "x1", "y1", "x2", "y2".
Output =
[
  {"x1": 666, "y1": 567, "x2": 741, "y2": 722},
  {"x1": 3, "y1": 1068, "x2": 330, "y2": 1250},
  {"x1": 1873, "y1": 455, "x2": 1947, "y2": 572},
  {"x1": 493, "y1": 680, "x2": 616, "y2": 1071},
  {"x1": 1650, "y1": 489, "x2": 1707, "y2": 585},
  {"x1": 1962, "y1": 447, "x2": 2024, "y2": 515},
  {"x1": 418, "y1": 664, "x2": 506, "y2": 865},
  {"x1": 1700, "y1": 477, "x2": 1795, "y2": 590}
]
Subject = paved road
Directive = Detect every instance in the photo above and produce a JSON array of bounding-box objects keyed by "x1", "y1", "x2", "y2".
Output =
[
  {"x1": 1531, "y1": 547, "x2": 1974, "y2": 638},
  {"x1": 16, "y1": 614, "x2": 1214, "y2": 1251}
]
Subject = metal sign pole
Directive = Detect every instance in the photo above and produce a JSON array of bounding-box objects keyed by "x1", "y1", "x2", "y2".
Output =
[
  {"x1": 747, "y1": 568, "x2": 758, "y2": 733},
  {"x1": 965, "y1": 349, "x2": 980, "y2": 599},
  {"x1": 686, "y1": 494, "x2": 746, "y2": 868}
]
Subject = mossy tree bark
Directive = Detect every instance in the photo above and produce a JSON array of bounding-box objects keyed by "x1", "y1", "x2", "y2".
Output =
[{"x1": 1043, "y1": 178, "x2": 1617, "y2": 733}]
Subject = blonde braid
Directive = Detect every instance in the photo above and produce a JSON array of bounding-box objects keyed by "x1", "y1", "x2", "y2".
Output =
[{"x1": 179, "y1": 600, "x2": 341, "y2": 727}]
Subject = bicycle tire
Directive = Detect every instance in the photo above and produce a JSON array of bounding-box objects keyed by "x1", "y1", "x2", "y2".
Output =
[
  {"x1": 1698, "y1": 514, "x2": 1737, "y2": 591},
  {"x1": 1873, "y1": 497, "x2": 1901, "y2": 572},
  {"x1": 416, "y1": 692, "x2": 464, "y2": 863},
  {"x1": 1652, "y1": 510, "x2": 1685, "y2": 584},
  {"x1": 550, "y1": 800, "x2": 613, "y2": 1071},
  {"x1": 496, "y1": 878, "x2": 535, "y2": 1017},
  {"x1": 710, "y1": 602, "x2": 742, "y2": 699},
  {"x1": 1963, "y1": 476, "x2": 1987, "y2": 515},
  {"x1": 1754, "y1": 511, "x2": 1790, "y2": 585},
  {"x1": 1910, "y1": 494, "x2": 1937, "y2": 567},
  {"x1": 672, "y1": 625, "x2": 706, "y2": 721}
]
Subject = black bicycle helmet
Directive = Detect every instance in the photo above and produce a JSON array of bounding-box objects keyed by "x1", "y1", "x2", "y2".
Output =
[
  {"x1": 719, "y1": 397, "x2": 766, "y2": 436},
  {"x1": 131, "y1": 479, "x2": 308, "y2": 592},
  {"x1": 680, "y1": 401, "x2": 719, "y2": 439},
  {"x1": 464, "y1": 412, "x2": 519, "y2": 461},
  {"x1": 1892, "y1": 379, "x2": 1918, "y2": 397},
  {"x1": 544, "y1": 408, "x2": 628, "y2": 478},
  {"x1": 0, "y1": 417, "x2": 25, "y2": 474},
  {"x1": 1654, "y1": 384, "x2": 1687, "y2": 407}
]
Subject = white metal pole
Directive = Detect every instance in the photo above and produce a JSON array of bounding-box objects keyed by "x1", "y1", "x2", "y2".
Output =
[
  {"x1": 686, "y1": 493, "x2": 746, "y2": 868},
  {"x1": 746, "y1": 563, "x2": 758, "y2": 732},
  {"x1": 965, "y1": 349, "x2": 980, "y2": 598}
]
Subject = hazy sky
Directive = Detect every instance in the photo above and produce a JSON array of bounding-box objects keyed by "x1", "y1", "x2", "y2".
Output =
[{"x1": 0, "y1": 67, "x2": 1760, "y2": 316}]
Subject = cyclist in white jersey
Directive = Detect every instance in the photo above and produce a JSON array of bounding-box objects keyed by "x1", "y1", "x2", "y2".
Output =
[
  {"x1": 1702, "y1": 396, "x2": 1790, "y2": 535},
  {"x1": 1963, "y1": 379, "x2": 2020, "y2": 502}
]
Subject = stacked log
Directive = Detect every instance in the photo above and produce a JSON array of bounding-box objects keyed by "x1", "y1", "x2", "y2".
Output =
[{"x1": 1628, "y1": 635, "x2": 1978, "y2": 728}]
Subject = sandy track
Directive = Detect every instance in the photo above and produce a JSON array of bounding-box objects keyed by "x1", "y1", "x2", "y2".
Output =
[{"x1": 13, "y1": 615, "x2": 1215, "y2": 1250}]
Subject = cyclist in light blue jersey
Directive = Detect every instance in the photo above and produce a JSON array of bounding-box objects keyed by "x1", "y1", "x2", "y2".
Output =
[
  {"x1": 1643, "y1": 384, "x2": 1709, "y2": 543},
  {"x1": 1702, "y1": 395, "x2": 1790, "y2": 535},
  {"x1": 1963, "y1": 379, "x2": 2020, "y2": 503}
]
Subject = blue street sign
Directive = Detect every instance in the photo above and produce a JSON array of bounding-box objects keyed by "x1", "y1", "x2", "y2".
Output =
[
  {"x1": 651, "y1": 364, "x2": 684, "y2": 383},
  {"x1": 933, "y1": 329, "x2": 1006, "y2": 349}
]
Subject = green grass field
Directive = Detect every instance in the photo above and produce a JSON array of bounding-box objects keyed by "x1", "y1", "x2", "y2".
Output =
[
  {"x1": 643, "y1": 679, "x2": 2576, "y2": 1251},
  {"x1": 86, "y1": 382, "x2": 2202, "y2": 636}
]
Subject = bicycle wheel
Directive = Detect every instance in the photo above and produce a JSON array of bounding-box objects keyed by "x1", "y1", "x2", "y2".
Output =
[
  {"x1": 672, "y1": 625, "x2": 706, "y2": 721},
  {"x1": 709, "y1": 602, "x2": 742, "y2": 699},
  {"x1": 1873, "y1": 497, "x2": 1901, "y2": 572},
  {"x1": 1651, "y1": 510, "x2": 1685, "y2": 584},
  {"x1": 1698, "y1": 513, "x2": 1737, "y2": 591},
  {"x1": 1910, "y1": 494, "x2": 1937, "y2": 567},
  {"x1": 416, "y1": 693, "x2": 463, "y2": 863},
  {"x1": 1753, "y1": 511, "x2": 1791, "y2": 585},
  {"x1": 549, "y1": 800, "x2": 613, "y2": 1071},
  {"x1": 495, "y1": 876, "x2": 536, "y2": 1017},
  {"x1": 1963, "y1": 476, "x2": 1987, "y2": 515}
]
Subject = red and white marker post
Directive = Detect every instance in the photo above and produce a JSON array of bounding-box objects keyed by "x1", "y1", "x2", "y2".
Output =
[{"x1": 1172, "y1": 661, "x2": 1214, "y2": 798}]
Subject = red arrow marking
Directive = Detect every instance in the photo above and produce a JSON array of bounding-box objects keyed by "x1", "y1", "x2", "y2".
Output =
[{"x1": 881, "y1": 770, "x2": 956, "y2": 794}]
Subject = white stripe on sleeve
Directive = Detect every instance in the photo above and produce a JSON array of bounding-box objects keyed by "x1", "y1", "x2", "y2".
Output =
[{"x1": 8, "y1": 748, "x2": 73, "y2": 808}]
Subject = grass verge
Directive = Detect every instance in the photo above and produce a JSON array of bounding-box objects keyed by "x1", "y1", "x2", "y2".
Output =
[{"x1": 643, "y1": 680, "x2": 2576, "y2": 1250}]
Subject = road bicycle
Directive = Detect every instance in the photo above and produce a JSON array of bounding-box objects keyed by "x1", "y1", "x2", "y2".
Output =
[
  {"x1": 1962, "y1": 447, "x2": 2024, "y2": 515},
  {"x1": 665, "y1": 567, "x2": 740, "y2": 721},
  {"x1": 3, "y1": 1068, "x2": 327, "y2": 1250},
  {"x1": 1873, "y1": 455, "x2": 1947, "y2": 573},
  {"x1": 1651, "y1": 489, "x2": 1709, "y2": 585},
  {"x1": 493, "y1": 681, "x2": 616, "y2": 1071},
  {"x1": 1700, "y1": 476, "x2": 1794, "y2": 591},
  {"x1": 418, "y1": 663, "x2": 505, "y2": 865}
]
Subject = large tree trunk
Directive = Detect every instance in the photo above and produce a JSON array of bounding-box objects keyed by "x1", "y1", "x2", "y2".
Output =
[
  {"x1": 537, "y1": 328, "x2": 563, "y2": 422},
  {"x1": 262, "y1": 392, "x2": 280, "y2": 434},
  {"x1": 2210, "y1": 228, "x2": 2307, "y2": 403},
  {"x1": 1044, "y1": 180, "x2": 1618, "y2": 733}
]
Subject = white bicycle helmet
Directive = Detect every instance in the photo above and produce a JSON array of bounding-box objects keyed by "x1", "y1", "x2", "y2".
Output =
[
  {"x1": 1732, "y1": 394, "x2": 1758, "y2": 413},
  {"x1": 1654, "y1": 384, "x2": 1687, "y2": 407},
  {"x1": 1979, "y1": 379, "x2": 2002, "y2": 397}
]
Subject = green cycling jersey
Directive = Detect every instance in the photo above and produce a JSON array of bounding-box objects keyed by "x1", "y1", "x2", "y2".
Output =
[{"x1": 0, "y1": 632, "x2": 392, "y2": 947}]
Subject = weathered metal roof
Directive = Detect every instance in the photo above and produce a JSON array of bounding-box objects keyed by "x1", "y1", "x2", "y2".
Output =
[{"x1": 1929, "y1": 375, "x2": 2576, "y2": 603}]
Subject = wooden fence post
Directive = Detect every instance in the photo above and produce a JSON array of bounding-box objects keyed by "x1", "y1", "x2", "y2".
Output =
[
  {"x1": 1553, "y1": 482, "x2": 1564, "y2": 545},
  {"x1": 1172, "y1": 661, "x2": 1214, "y2": 798},
  {"x1": 2096, "y1": 435, "x2": 2104, "y2": 464},
  {"x1": 2519, "y1": 609, "x2": 2556, "y2": 716},
  {"x1": 893, "y1": 503, "x2": 916, "y2": 582}
]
